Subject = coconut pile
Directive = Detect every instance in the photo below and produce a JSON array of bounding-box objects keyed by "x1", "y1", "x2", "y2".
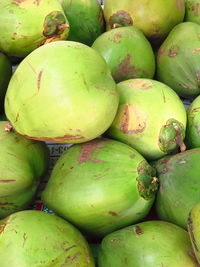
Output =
[{"x1": 1, "y1": 0, "x2": 200, "y2": 266}]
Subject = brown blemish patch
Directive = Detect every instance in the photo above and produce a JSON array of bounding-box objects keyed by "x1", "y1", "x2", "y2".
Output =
[
  {"x1": 157, "y1": 49, "x2": 165, "y2": 59},
  {"x1": 23, "y1": 134, "x2": 85, "y2": 142},
  {"x1": 108, "y1": 211, "x2": 118, "y2": 216},
  {"x1": 114, "y1": 54, "x2": 137, "y2": 81},
  {"x1": 180, "y1": 82, "x2": 194, "y2": 90},
  {"x1": 22, "y1": 233, "x2": 28, "y2": 247},
  {"x1": 176, "y1": 0, "x2": 184, "y2": 11},
  {"x1": 162, "y1": 89, "x2": 166, "y2": 103},
  {"x1": 192, "y1": 47, "x2": 200, "y2": 53},
  {"x1": 27, "y1": 62, "x2": 37, "y2": 75},
  {"x1": 37, "y1": 70, "x2": 43, "y2": 91},
  {"x1": 78, "y1": 140, "x2": 108, "y2": 163},
  {"x1": 0, "y1": 218, "x2": 9, "y2": 234},
  {"x1": 0, "y1": 179, "x2": 16, "y2": 183},
  {"x1": 33, "y1": 0, "x2": 41, "y2": 5},
  {"x1": 168, "y1": 48, "x2": 178, "y2": 57},
  {"x1": 64, "y1": 245, "x2": 77, "y2": 252},
  {"x1": 109, "y1": 33, "x2": 122, "y2": 44},
  {"x1": 133, "y1": 225, "x2": 143, "y2": 236},
  {"x1": 120, "y1": 104, "x2": 146, "y2": 134},
  {"x1": 14, "y1": 112, "x2": 19, "y2": 123},
  {"x1": 109, "y1": 10, "x2": 133, "y2": 29},
  {"x1": 12, "y1": 0, "x2": 26, "y2": 6},
  {"x1": 194, "y1": 3, "x2": 200, "y2": 16},
  {"x1": 192, "y1": 107, "x2": 200, "y2": 113},
  {"x1": 130, "y1": 79, "x2": 153, "y2": 90}
]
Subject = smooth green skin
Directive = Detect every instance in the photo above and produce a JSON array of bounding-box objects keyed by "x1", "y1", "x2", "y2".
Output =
[
  {"x1": 92, "y1": 26, "x2": 155, "y2": 83},
  {"x1": 42, "y1": 138, "x2": 158, "y2": 237},
  {"x1": 98, "y1": 220, "x2": 197, "y2": 267},
  {"x1": 60, "y1": 0, "x2": 105, "y2": 46},
  {"x1": 185, "y1": 0, "x2": 200, "y2": 24},
  {"x1": 0, "y1": 53, "x2": 12, "y2": 113},
  {"x1": 104, "y1": 0, "x2": 185, "y2": 45},
  {"x1": 155, "y1": 148, "x2": 200, "y2": 229},
  {"x1": 188, "y1": 203, "x2": 200, "y2": 264},
  {"x1": 107, "y1": 78, "x2": 187, "y2": 160},
  {"x1": 0, "y1": 121, "x2": 49, "y2": 218},
  {"x1": 5, "y1": 41, "x2": 119, "y2": 144},
  {"x1": 186, "y1": 95, "x2": 200, "y2": 148},
  {"x1": 0, "y1": 0, "x2": 69, "y2": 58},
  {"x1": 157, "y1": 22, "x2": 200, "y2": 98},
  {"x1": 0, "y1": 210, "x2": 95, "y2": 267}
]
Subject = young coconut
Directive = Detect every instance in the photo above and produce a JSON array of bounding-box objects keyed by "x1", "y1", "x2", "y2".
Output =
[
  {"x1": 42, "y1": 138, "x2": 158, "y2": 237},
  {"x1": 98, "y1": 221, "x2": 198, "y2": 267},
  {"x1": 92, "y1": 26, "x2": 155, "y2": 83},
  {"x1": 103, "y1": 0, "x2": 185, "y2": 46},
  {"x1": 157, "y1": 22, "x2": 200, "y2": 98},
  {"x1": 5, "y1": 41, "x2": 119, "y2": 144},
  {"x1": 0, "y1": 121, "x2": 49, "y2": 218},
  {"x1": 0, "y1": 210, "x2": 95, "y2": 267},
  {"x1": 107, "y1": 78, "x2": 187, "y2": 160},
  {"x1": 155, "y1": 148, "x2": 200, "y2": 229},
  {"x1": 0, "y1": 0, "x2": 69, "y2": 58},
  {"x1": 60, "y1": 0, "x2": 105, "y2": 46}
]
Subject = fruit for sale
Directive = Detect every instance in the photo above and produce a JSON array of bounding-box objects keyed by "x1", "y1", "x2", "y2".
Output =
[
  {"x1": 60, "y1": 0, "x2": 105, "y2": 46},
  {"x1": 0, "y1": 53, "x2": 12, "y2": 113},
  {"x1": 98, "y1": 220, "x2": 198, "y2": 267},
  {"x1": 42, "y1": 138, "x2": 158, "y2": 237},
  {"x1": 185, "y1": 0, "x2": 200, "y2": 24},
  {"x1": 92, "y1": 26, "x2": 155, "y2": 82},
  {"x1": 157, "y1": 22, "x2": 200, "y2": 98},
  {"x1": 0, "y1": 210, "x2": 95, "y2": 267},
  {"x1": 5, "y1": 41, "x2": 119, "y2": 144},
  {"x1": 188, "y1": 203, "x2": 200, "y2": 264},
  {"x1": 185, "y1": 95, "x2": 200, "y2": 148},
  {"x1": 155, "y1": 148, "x2": 200, "y2": 229},
  {"x1": 103, "y1": 0, "x2": 185, "y2": 45},
  {"x1": 0, "y1": 0, "x2": 69, "y2": 58},
  {"x1": 107, "y1": 78, "x2": 187, "y2": 160},
  {"x1": 0, "y1": 121, "x2": 48, "y2": 218}
]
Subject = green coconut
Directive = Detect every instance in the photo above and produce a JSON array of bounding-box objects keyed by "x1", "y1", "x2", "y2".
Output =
[
  {"x1": 0, "y1": 210, "x2": 95, "y2": 267},
  {"x1": 188, "y1": 203, "x2": 200, "y2": 264},
  {"x1": 0, "y1": 53, "x2": 12, "y2": 113},
  {"x1": 60, "y1": 0, "x2": 105, "y2": 46},
  {"x1": 185, "y1": 95, "x2": 200, "y2": 148},
  {"x1": 0, "y1": 121, "x2": 48, "y2": 218},
  {"x1": 5, "y1": 41, "x2": 119, "y2": 144},
  {"x1": 103, "y1": 0, "x2": 185, "y2": 46},
  {"x1": 185, "y1": 0, "x2": 200, "y2": 24},
  {"x1": 0, "y1": 0, "x2": 69, "y2": 58},
  {"x1": 98, "y1": 220, "x2": 198, "y2": 267},
  {"x1": 107, "y1": 78, "x2": 187, "y2": 160},
  {"x1": 155, "y1": 148, "x2": 200, "y2": 229},
  {"x1": 92, "y1": 26, "x2": 155, "y2": 83},
  {"x1": 42, "y1": 138, "x2": 158, "y2": 237},
  {"x1": 157, "y1": 22, "x2": 200, "y2": 98}
]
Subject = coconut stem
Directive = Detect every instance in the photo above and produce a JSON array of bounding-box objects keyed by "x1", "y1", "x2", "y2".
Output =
[{"x1": 173, "y1": 124, "x2": 186, "y2": 152}]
